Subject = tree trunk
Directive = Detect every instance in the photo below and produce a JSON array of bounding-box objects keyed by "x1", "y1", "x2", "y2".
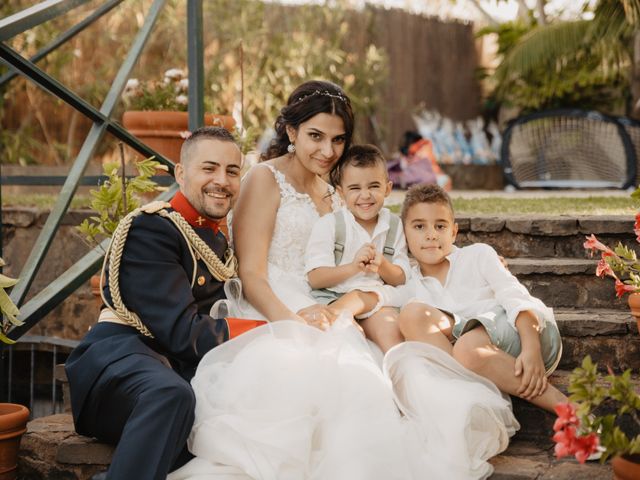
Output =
[
  {"x1": 515, "y1": 0, "x2": 530, "y2": 23},
  {"x1": 536, "y1": 0, "x2": 547, "y2": 26},
  {"x1": 467, "y1": 0, "x2": 499, "y2": 27}
]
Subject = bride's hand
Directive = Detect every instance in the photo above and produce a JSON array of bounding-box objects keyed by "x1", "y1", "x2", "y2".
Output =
[{"x1": 297, "y1": 305, "x2": 338, "y2": 330}]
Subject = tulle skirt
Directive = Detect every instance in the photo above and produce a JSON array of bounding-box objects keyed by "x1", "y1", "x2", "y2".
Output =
[
  {"x1": 384, "y1": 341, "x2": 520, "y2": 480},
  {"x1": 168, "y1": 316, "x2": 519, "y2": 480},
  {"x1": 210, "y1": 266, "x2": 316, "y2": 320},
  {"x1": 169, "y1": 316, "x2": 421, "y2": 480}
]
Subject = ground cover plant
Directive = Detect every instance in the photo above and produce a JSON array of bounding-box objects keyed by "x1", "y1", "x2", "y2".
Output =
[{"x1": 3, "y1": 193, "x2": 637, "y2": 216}]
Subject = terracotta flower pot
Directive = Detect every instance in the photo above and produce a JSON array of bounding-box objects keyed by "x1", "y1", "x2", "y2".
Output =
[
  {"x1": 122, "y1": 111, "x2": 235, "y2": 163},
  {"x1": 0, "y1": 403, "x2": 29, "y2": 480},
  {"x1": 612, "y1": 454, "x2": 640, "y2": 480},
  {"x1": 627, "y1": 292, "x2": 640, "y2": 334}
]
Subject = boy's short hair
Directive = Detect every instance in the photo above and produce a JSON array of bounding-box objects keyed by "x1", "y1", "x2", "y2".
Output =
[
  {"x1": 180, "y1": 126, "x2": 237, "y2": 164},
  {"x1": 401, "y1": 184, "x2": 454, "y2": 223},
  {"x1": 332, "y1": 144, "x2": 387, "y2": 186}
]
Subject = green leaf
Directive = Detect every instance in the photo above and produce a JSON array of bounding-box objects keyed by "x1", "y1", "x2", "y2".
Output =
[
  {"x1": 0, "y1": 331, "x2": 16, "y2": 345},
  {"x1": 0, "y1": 288, "x2": 19, "y2": 318},
  {"x1": 0, "y1": 273, "x2": 18, "y2": 288}
]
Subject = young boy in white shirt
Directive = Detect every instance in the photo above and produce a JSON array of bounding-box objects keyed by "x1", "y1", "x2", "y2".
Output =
[
  {"x1": 397, "y1": 184, "x2": 568, "y2": 412},
  {"x1": 304, "y1": 144, "x2": 410, "y2": 342}
]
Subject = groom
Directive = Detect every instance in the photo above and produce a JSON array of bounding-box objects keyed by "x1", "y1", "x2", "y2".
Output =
[{"x1": 65, "y1": 127, "x2": 263, "y2": 480}]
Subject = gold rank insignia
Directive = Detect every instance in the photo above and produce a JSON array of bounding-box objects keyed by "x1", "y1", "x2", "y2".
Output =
[{"x1": 197, "y1": 275, "x2": 206, "y2": 286}]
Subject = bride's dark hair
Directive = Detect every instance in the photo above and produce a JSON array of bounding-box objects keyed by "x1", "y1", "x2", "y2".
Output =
[{"x1": 262, "y1": 80, "x2": 355, "y2": 172}]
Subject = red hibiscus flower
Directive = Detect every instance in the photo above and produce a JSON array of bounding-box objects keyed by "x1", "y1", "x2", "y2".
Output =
[
  {"x1": 573, "y1": 432, "x2": 600, "y2": 464},
  {"x1": 583, "y1": 234, "x2": 614, "y2": 255},
  {"x1": 552, "y1": 402, "x2": 600, "y2": 463},
  {"x1": 553, "y1": 424, "x2": 577, "y2": 459},
  {"x1": 615, "y1": 279, "x2": 637, "y2": 298},
  {"x1": 553, "y1": 402, "x2": 578, "y2": 431},
  {"x1": 595, "y1": 256, "x2": 615, "y2": 278}
]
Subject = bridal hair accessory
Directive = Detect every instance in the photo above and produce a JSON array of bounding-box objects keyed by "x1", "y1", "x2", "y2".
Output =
[
  {"x1": 292, "y1": 90, "x2": 348, "y2": 106},
  {"x1": 287, "y1": 143, "x2": 296, "y2": 154}
]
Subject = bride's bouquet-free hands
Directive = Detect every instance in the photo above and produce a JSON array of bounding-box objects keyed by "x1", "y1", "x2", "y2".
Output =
[
  {"x1": 297, "y1": 306, "x2": 366, "y2": 336},
  {"x1": 297, "y1": 304, "x2": 338, "y2": 330}
]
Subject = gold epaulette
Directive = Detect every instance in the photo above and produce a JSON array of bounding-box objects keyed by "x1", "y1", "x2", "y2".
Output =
[{"x1": 140, "y1": 201, "x2": 172, "y2": 214}]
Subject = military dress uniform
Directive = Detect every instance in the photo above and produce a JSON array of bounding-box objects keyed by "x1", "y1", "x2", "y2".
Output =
[{"x1": 65, "y1": 192, "x2": 260, "y2": 480}]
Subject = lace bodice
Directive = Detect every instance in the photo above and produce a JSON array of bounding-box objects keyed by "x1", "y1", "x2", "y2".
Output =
[{"x1": 263, "y1": 164, "x2": 340, "y2": 275}]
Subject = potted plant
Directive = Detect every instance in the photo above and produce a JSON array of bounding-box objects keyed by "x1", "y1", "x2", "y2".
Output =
[
  {"x1": 553, "y1": 356, "x2": 640, "y2": 478},
  {"x1": 76, "y1": 153, "x2": 166, "y2": 304},
  {"x1": 122, "y1": 68, "x2": 234, "y2": 162},
  {"x1": 0, "y1": 258, "x2": 30, "y2": 480},
  {"x1": 583, "y1": 187, "x2": 640, "y2": 333}
]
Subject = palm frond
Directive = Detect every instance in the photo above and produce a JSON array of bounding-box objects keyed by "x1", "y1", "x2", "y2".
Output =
[
  {"x1": 593, "y1": 0, "x2": 640, "y2": 39},
  {"x1": 497, "y1": 20, "x2": 591, "y2": 80},
  {"x1": 622, "y1": 0, "x2": 640, "y2": 27}
]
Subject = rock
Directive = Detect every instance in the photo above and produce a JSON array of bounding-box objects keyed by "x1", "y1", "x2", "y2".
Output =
[
  {"x1": 578, "y1": 216, "x2": 634, "y2": 234},
  {"x1": 19, "y1": 414, "x2": 112, "y2": 480},
  {"x1": 506, "y1": 218, "x2": 578, "y2": 236},
  {"x1": 469, "y1": 216, "x2": 506, "y2": 232}
]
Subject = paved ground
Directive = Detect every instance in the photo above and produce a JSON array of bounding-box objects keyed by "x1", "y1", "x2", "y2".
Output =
[{"x1": 490, "y1": 438, "x2": 611, "y2": 479}]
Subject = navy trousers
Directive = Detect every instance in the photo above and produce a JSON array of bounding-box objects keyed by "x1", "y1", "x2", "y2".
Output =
[{"x1": 77, "y1": 353, "x2": 196, "y2": 480}]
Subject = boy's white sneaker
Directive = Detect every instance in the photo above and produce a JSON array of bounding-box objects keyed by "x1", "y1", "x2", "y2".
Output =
[{"x1": 586, "y1": 445, "x2": 606, "y2": 461}]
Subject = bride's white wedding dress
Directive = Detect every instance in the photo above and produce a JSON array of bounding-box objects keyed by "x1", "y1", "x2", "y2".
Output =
[{"x1": 168, "y1": 164, "x2": 519, "y2": 480}]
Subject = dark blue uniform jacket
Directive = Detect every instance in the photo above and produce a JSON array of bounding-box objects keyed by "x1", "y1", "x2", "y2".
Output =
[{"x1": 65, "y1": 209, "x2": 230, "y2": 426}]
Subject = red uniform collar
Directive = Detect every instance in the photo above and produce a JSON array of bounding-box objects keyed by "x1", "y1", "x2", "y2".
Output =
[{"x1": 170, "y1": 191, "x2": 220, "y2": 234}]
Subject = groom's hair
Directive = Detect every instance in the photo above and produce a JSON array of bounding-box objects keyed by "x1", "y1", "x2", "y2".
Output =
[
  {"x1": 180, "y1": 126, "x2": 237, "y2": 164},
  {"x1": 332, "y1": 144, "x2": 387, "y2": 186},
  {"x1": 401, "y1": 184, "x2": 454, "y2": 223}
]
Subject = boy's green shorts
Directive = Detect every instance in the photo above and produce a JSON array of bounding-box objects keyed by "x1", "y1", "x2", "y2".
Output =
[{"x1": 451, "y1": 305, "x2": 562, "y2": 376}]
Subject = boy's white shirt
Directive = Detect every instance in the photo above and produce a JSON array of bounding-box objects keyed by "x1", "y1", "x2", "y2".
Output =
[
  {"x1": 394, "y1": 243, "x2": 555, "y2": 330},
  {"x1": 304, "y1": 206, "x2": 411, "y2": 293}
]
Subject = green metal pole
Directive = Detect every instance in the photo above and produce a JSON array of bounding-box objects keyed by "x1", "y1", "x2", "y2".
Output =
[{"x1": 187, "y1": 0, "x2": 204, "y2": 131}]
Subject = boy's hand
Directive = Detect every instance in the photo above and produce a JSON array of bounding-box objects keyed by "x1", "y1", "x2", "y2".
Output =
[
  {"x1": 514, "y1": 346, "x2": 548, "y2": 399},
  {"x1": 353, "y1": 243, "x2": 376, "y2": 271},
  {"x1": 365, "y1": 251, "x2": 383, "y2": 274}
]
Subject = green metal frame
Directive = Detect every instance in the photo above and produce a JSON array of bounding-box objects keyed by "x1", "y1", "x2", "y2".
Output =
[{"x1": 0, "y1": 0, "x2": 205, "y2": 344}]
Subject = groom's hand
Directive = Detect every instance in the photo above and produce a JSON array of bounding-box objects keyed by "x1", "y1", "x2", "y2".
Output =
[{"x1": 297, "y1": 305, "x2": 338, "y2": 330}]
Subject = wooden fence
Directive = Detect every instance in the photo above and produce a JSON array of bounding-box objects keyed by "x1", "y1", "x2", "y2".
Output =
[{"x1": 354, "y1": 8, "x2": 481, "y2": 150}]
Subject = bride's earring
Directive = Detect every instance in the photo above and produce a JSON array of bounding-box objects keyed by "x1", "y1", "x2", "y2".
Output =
[{"x1": 287, "y1": 143, "x2": 296, "y2": 154}]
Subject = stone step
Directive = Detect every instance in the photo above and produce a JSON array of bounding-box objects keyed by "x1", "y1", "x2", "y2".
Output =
[
  {"x1": 555, "y1": 308, "x2": 640, "y2": 371},
  {"x1": 19, "y1": 414, "x2": 112, "y2": 479},
  {"x1": 512, "y1": 369, "x2": 640, "y2": 444},
  {"x1": 508, "y1": 257, "x2": 624, "y2": 310},
  {"x1": 489, "y1": 438, "x2": 611, "y2": 479},
  {"x1": 456, "y1": 215, "x2": 635, "y2": 259}
]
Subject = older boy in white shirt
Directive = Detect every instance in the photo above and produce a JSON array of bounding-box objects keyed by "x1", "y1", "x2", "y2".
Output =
[
  {"x1": 305, "y1": 145, "x2": 410, "y2": 345},
  {"x1": 396, "y1": 184, "x2": 568, "y2": 413}
]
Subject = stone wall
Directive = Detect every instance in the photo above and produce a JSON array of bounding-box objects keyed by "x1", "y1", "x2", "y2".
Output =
[
  {"x1": 2, "y1": 208, "x2": 99, "y2": 341},
  {"x1": 2, "y1": 208, "x2": 634, "y2": 341}
]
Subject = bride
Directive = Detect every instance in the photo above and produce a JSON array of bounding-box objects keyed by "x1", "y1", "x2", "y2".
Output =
[{"x1": 169, "y1": 80, "x2": 519, "y2": 480}]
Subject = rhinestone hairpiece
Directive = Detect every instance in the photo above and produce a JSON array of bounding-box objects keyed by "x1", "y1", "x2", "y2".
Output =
[{"x1": 292, "y1": 89, "x2": 347, "y2": 105}]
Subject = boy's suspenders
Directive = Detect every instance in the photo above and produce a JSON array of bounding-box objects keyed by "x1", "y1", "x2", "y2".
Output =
[
  {"x1": 333, "y1": 211, "x2": 400, "y2": 265},
  {"x1": 333, "y1": 211, "x2": 347, "y2": 265}
]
